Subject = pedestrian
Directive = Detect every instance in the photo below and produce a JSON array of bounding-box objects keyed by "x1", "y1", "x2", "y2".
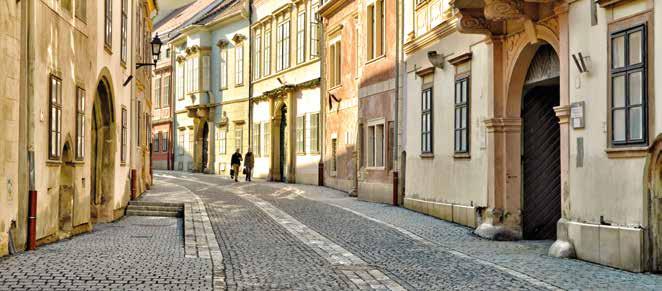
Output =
[
  {"x1": 230, "y1": 148, "x2": 242, "y2": 182},
  {"x1": 244, "y1": 148, "x2": 255, "y2": 182}
]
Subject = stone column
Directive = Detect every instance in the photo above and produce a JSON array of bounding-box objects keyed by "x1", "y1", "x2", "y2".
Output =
[
  {"x1": 268, "y1": 98, "x2": 275, "y2": 181},
  {"x1": 287, "y1": 91, "x2": 297, "y2": 183}
]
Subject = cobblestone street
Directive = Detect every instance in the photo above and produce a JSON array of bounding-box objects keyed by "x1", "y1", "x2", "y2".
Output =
[{"x1": 2, "y1": 171, "x2": 662, "y2": 290}]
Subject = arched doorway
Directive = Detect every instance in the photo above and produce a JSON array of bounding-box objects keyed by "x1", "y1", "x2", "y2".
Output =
[
  {"x1": 201, "y1": 122, "x2": 209, "y2": 172},
  {"x1": 645, "y1": 135, "x2": 662, "y2": 272},
  {"x1": 90, "y1": 76, "x2": 116, "y2": 220},
  {"x1": 520, "y1": 45, "x2": 561, "y2": 240},
  {"x1": 59, "y1": 141, "x2": 74, "y2": 235}
]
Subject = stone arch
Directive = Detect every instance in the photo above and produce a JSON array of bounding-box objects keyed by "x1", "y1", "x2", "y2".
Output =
[
  {"x1": 58, "y1": 138, "x2": 74, "y2": 237},
  {"x1": 90, "y1": 69, "x2": 117, "y2": 221},
  {"x1": 644, "y1": 134, "x2": 662, "y2": 272},
  {"x1": 505, "y1": 24, "x2": 561, "y2": 117}
]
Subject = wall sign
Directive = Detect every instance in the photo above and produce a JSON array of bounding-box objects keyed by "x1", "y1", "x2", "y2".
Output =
[{"x1": 570, "y1": 101, "x2": 585, "y2": 129}]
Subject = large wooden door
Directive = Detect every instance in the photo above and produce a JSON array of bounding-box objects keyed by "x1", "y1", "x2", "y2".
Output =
[
  {"x1": 202, "y1": 122, "x2": 209, "y2": 171},
  {"x1": 522, "y1": 86, "x2": 561, "y2": 240},
  {"x1": 279, "y1": 105, "x2": 287, "y2": 182}
]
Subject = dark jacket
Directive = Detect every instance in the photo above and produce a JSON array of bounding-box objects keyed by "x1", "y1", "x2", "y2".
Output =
[
  {"x1": 231, "y1": 152, "x2": 242, "y2": 165},
  {"x1": 244, "y1": 152, "x2": 255, "y2": 168}
]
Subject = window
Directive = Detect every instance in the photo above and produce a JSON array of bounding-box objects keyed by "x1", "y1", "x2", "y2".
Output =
[
  {"x1": 76, "y1": 87, "x2": 85, "y2": 160},
  {"x1": 610, "y1": 24, "x2": 647, "y2": 146},
  {"x1": 254, "y1": 33, "x2": 261, "y2": 80},
  {"x1": 163, "y1": 75, "x2": 170, "y2": 107},
  {"x1": 220, "y1": 47, "x2": 228, "y2": 89},
  {"x1": 49, "y1": 76, "x2": 62, "y2": 160},
  {"x1": 218, "y1": 129, "x2": 227, "y2": 155},
  {"x1": 137, "y1": 101, "x2": 142, "y2": 146},
  {"x1": 277, "y1": 20, "x2": 290, "y2": 72},
  {"x1": 366, "y1": 122, "x2": 384, "y2": 168},
  {"x1": 202, "y1": 55, "x2": 210, "y2": 91},
  {"x1": 329, "y1": 40, "x2": 341, "y2": 87},
  {"x1": 235, "y1": 126, "x2": 243, "y2": 153},
  {"x1": 176, "y1": 62, "x2": 185, "y2": 100},
  {"x1": 310, "y1": 3, "x2": 320, "y2": 57},
  {"x1": 146, "y1": 113, "x2": 150, "y2": 149},
  {"x1": 104, "y1": 0, "x2": 112, "y2": 48},
  {"x1": 263, "y1": 122, "x2": 271, "y2": 157},
  {"x1": 235, "y1": 44, "x2": 244, "y2": 85},
  {"x1": 188, "y1": 130, "x2": 194, "y2": 154},
  {"x1": 154, "y1": 77, "x2": 161, "y2": 109},
  {"x1": 296, "y1": 116, "x2": 305, "y2": 153},
  {"x1": 178, "y1": 131, "x2": 185, "y2": 155},
  {"x1": 253, "y1": 123, "x2": 261, "y2": 157},
  {"x1": 310, "y1": 113, "x2": 319, "y2": 153},
  {"x1": 121, "y1": 107, "x2": 127, "y2": 163},
  {"x1": 421, "y1": 87, "x2": 433, "y2": 154},
  {"x1": 162, "y1": 133, "x2": 168, "y2": 152},
  {"x1": 367, "y1": 0, "x2": 384, "y2": 60},
  {"x1": 186, "y1": 57, "x2": 199, "y2": 93},
  {"x1": 454, "y1": 77, "x2": 470, "y2": 153},
  {"x1": 75, "y1": 0, "x2": 86, "y2": 21},
  {"x1": 154, "y1": 132, "x2": 160, "y2": 152},
  {"x1": 297, "y1": 12, "x2": 306, "y2": 64},
  {"x1": 121, "y1": 0, "x2": 127, "y2": 63},
  {"x1": 264, "y1": 30, "x2": 272, "y2": 76}
]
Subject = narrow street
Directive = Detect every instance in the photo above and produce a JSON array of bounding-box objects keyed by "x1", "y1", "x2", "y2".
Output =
[{"x1": 3, "y1": 171, "x2": 661, "y2": 290}]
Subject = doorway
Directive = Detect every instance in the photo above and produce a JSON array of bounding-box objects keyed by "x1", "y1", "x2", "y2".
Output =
[
  {"x1": 279, "y1": 105, "x2": 287, "y2": 182},
  {"x1": 91, "y1": 77, "x2": 116, "y2": 219},
  {"x1": 59, "y1": 142, "x2": 74, "y2": 234},
  {"x1": 202, "y1": 122, "x2": 209, "y2": 172},
  {"x1": 520, "y1": 45, "x2": 561, "y2": 240}
]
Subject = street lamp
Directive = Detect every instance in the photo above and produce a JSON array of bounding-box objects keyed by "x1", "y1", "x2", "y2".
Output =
[{"x1": 136, "y1": 33, "x2": 163, "y2": 70}]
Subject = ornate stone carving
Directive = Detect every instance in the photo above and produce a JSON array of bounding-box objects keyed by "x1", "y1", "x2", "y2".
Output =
[
  {"x1": 457, "y1": 13, "x2": 491, "y2": 35},
  {"x1": 484, "y1": 0, "x2": 524, "y2": 21}
]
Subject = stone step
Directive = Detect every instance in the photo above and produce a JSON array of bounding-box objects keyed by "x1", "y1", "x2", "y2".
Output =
[
  {"x1": 127, "y1": 205, "x2": 183, "y2": 213},
  {"x1": 128, "y1": 200, "x2": 185, "y2": 208},
  {"x1": 125, "y1": 209, "x2": 183, "y2": 218}
]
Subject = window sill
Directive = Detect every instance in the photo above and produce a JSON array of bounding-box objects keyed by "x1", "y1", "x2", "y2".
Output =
[
  {"x1": 46, "y1": 160, "x2": 62, "y2": 166},
  {"x1": 419, "y1": 153, "x2": 434, "y2": 159},
  {"x1": 366, "y1": 166, "x2": 386, "y2": 171},
  {"x1": 605, "y1": 146, "x2": 648, "y2": 159},
  {"x1": 454, "y1": 152, "x2": 471, "y2": 159},
  {"x1": 328, "y1": 84, "x2": 342, "y2": 91},
  {"x1": 365, "y1": 54, "x2": 386, "y2": 66},
  {"x1": 120, "y1": 162, "x2": 127, "y2": 167}
]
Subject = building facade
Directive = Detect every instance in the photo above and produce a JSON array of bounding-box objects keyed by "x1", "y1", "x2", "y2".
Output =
[
  {"x1": 250, "y1": 0, "x2": 322, "y2": 184},
  {"x1": 401, "y1": 0, "x2": 662, "y2": 272},
  {"x1": 319, "y1": 0, "x2": 360, "y2": 194},
  {"x1": 0, "y1": 0, "x2": 157, "y2": 256}
]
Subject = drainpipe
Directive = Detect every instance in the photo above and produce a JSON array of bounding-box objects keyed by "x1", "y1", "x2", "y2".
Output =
[
  {"x1": 25, "y1": 0, "x2": 37, "y2": 251},
  {"x1": 319, "y1": 14, "x2": 326, "y2": 187},
  {"x1": 247, "y1": 1, "x2": 253, "y2": 157},
  {"x1": 392, "y1": 0, "x2": 402, "y2": 206}
]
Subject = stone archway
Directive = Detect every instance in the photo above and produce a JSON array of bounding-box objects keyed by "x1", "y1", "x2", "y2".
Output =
[
  {"x1": 90, "y1": 75, "x2": 116, "y2": 221},
  {"x1": 645, "y1": 134, "x2": 662, "y2": 272},
  {"x1": 271, "y1": 103, "x2": 288, "y2": 182},
  {"x1": 58, "y1": 140, "x2": 74, "y2": 238}
]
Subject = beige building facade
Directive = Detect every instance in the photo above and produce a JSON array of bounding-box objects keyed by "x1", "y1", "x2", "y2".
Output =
[
  {"x1": 402, "y1": 0, "x2": 662, "y2": 272},
  {"x1": 250, "y1": 0, "x2": 322, "y2": 184},
  {"x1": 0, "y1": 0, "x2": 157, "y2": 256}
]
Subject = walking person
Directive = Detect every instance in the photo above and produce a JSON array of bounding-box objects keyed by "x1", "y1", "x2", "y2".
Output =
[
  {"x1": 230, "y1": 148, "x2": 242, "y2": 182},
  {"x1": 244, "y1": 149, "x2": 255, "y2": 182}
]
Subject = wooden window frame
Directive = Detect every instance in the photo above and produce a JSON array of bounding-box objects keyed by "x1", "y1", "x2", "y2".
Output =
[
  {"x1": 454, "y1": 76, "x2": 470, "y2": 155},
  {"x1": 277, "y1": 20, "x2": 291, "y2": 72},
  {"x1": 310, "y1": 113, "x2": 320, "y2": 154},
  {"x1": 154, "y1": 132, "x2": 160, "y2": 152},
  {"x1": 121, "y1": 0, "x2": 127, "y2": 63},
  {"x1": 296, "y1": 115, "x2": 306, "y2": 154},
  {"x1": 264, "y1": 122, "x2": 271, "y2": 157},
  {"x1": 75, "y1": 87, "x2": 85, "y2": 160},
  {"x1": 254, "y1": 32, "x2": 262, "y2": 80},
  {"x1": 219, "y1": 128, "x2": 227, "y2": 155},
  {"x1": 310, "y1": 3, "x2": 320, "y2": 58},
  {"x1": 235, "y1": 43, "x2": 244, "y2": 86},
  {"x1": 104, "y1": 0, "x2": 112, "y2": 49},
  {"x1": 163, "y1": 75, "x2": 170, "y2": 107},
  {"x1": 253, "y1": 123, "x2": 261, "y2": 157},
  {"x1": 49, "y1": 75, "x2": 62, "y2": 160},
  {"x1": 297, "y1": 11, "x2": 306, "y2": 64},
  {"x1": 608, "y1": 13, "x2": 652, "y2": 149},
  {"x1": 366, "y1": 119, "x2": 385, "y2": 169},
  {"x1": 162, "y1": 132, "x2": 168, "y2": 152},
  {"x1": 220, "y1": 48, "x2": 228, "y2": 89},
  {"x1": 264, "y1": 29, "x2": 272, "y2": 77},
  {"x1": 421, "y1": 85, "x2": 433, "y2": 154},
  {"x1": 234, "y1": 126, "x2": 243, "y2": 153}
]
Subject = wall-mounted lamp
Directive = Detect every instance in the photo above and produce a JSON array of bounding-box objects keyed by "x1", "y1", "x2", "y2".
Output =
[
  {"x1": 124, "y1": 34, "x2": 164, "y2": 87},
  {"x1": 427, "y1": 51, "x2": 446, "y2": 69},
  {"x1": 572, "y1": 52, "x2": 589, "y2": 73}
]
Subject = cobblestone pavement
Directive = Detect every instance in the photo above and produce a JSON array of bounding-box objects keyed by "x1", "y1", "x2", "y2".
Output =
[
  {"x1": 0, "y1": 216, "x2": 212, "y2": 290},
  {"x1": 153, "y1": 171, "x2": 662, "y2": 291}
]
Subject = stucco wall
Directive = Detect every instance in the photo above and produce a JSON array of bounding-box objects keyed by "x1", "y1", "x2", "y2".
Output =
[
  {"x1": 0, "y1": 0, "x2": 21, "y2": 256},
  {"x1": 403, "y1": 31, "x2": 488, "y2": 208}
]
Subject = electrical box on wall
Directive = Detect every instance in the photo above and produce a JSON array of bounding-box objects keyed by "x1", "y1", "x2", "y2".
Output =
[{"x1": 571, "y1": 101, "x2": 585, "y2": 129}]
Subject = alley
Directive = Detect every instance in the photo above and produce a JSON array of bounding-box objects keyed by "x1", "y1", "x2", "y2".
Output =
[{"x1": 154, "y1": 171, "x2": 662, "y2": 290}]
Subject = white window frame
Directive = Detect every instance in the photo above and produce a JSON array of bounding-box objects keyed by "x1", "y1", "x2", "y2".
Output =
[{"x1": 365, "y1": 118, "x2": 385, "y2": 169}]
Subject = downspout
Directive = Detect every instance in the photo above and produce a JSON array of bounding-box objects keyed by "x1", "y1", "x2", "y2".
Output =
[
  {"x1": 247, "y1": 1, "x2": 253, "y2": 156},
  {"x1": 392, "y1": 0, "x2": 402, "y2": 206},
  {"x1": 25, "y1": 0, "x2": 37, "y2": 251},
  {"x1": 319, "y1": 12, "x2": 326, "y2": 187},
  {"x1": 170, "y1": 43, "x2": 176, "y2": 170}
]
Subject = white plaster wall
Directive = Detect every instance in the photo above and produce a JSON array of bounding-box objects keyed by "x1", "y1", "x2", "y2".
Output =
[
  {"x1": 403, "y1": 31, "x2": 488, "y2": 207},
  {"x1": 567, "y1": 0, "x2": 653, "y2": 227}
]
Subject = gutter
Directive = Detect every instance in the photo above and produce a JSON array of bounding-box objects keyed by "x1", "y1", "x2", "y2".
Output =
[
  {"x1": 392, "y1": 0, "x2": 402, "y2": 206},
  {"x1": 25, "y1": 0, "x2": 37, "y2": 251},
  {"x1": 247, "y1": 1, "x2": 253, "y2": 153}
]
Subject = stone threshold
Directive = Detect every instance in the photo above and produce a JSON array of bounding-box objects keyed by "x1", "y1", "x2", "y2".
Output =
[{"x1": 183, "y1": 197, "x2": 225, "y2": 290}]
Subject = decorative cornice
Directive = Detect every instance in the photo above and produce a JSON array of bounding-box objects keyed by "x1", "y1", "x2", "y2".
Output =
[
  {"x1": 448, "y1": 52, "x2": 473, "y2": 66},
  {"x1": 415, "y1": 67, "x2": 435, "y2": 77},
  {"x1": 319, "y1": 0, "x2": 354, "y2": 18},
  {"x1": 484, "y1": 117, "x2": 522, "y2": 133},
  {"x1": 596, "y1": 0, "x2": 628, "y2": 8},
  {"x1": 252, "y1": 78, "x2": 321, "y2": 101},
  {"x1": 404, "y1": 18, "x2": 458, "y2": 55},
  {"x1": 232, "y1": 34, "x2": 246, "y2": 44},
  {"x1": 216, "y1": 39, "x2": 229, "y2": 48}
]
